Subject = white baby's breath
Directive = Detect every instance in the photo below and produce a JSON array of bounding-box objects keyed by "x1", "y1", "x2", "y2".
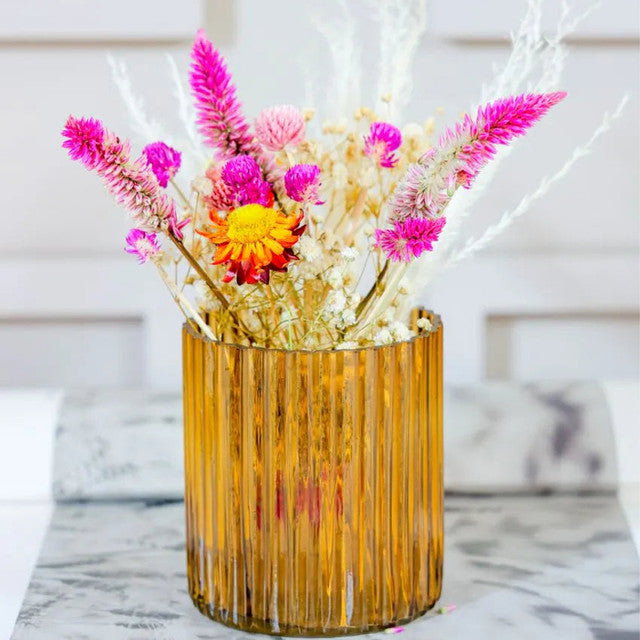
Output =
[
  {"x1": 326, "y1": 266, "x2": 344, "y2": 289},
  {"x1": 336, "y1": 340, "x2": 359, "y2": 350},
  {"x1": 373, "y1": 327, "x2": 393, "y2": 346},
  {"x1": 325, "y1": 289, "x2": 347, "y2": 315},
  {"x1": 402, "y1": 122, "x2": 423, "y2": 139},
  {"x1": 340, "y1": 308, "x2": 357, "y2": 327},
  {"x1": 390, "y1": 321, "x2": 413, "y2": 342},
  {"x1": 297, "y1": 236, "x2": 322, "y2": 262},
  {"x1": 341, "y1": 247, "x2": 359, "y2": 262},
  {"x1": 332, "y1": 163, "x2": 349, "y2": 188}
]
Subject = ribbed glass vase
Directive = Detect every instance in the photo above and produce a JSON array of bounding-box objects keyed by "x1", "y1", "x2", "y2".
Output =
[{"x1": 182, "y1": 308, "x2": 443, "y2": 636}]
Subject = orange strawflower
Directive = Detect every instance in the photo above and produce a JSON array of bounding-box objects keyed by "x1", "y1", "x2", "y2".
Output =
[{"x1": 198, "y1": 204, "x2": 305, "y2": 284}]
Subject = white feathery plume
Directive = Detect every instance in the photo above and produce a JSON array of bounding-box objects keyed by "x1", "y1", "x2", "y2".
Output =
[
  {"x1": 312, "y1": 0, "x2": 362, "y2": 117},
  {"x1": 447, "y1": 95, "x2": 628, "y2": 267},
  {"x1": 108, "y1": 53, "x2": 209, "y2": 192},
  {"x1": 419, "y1": 0, "x2": 599, "y2": 278},
  {"x1": 371, "y1": 0, "x2": 427, "y2": 122},
  {"x1": 480, "y1": 0, "x2": 545, "y2": 101},
  {"x1": 165, "y1": 54, "x2": 208, "y2": 164},
  {"x1": 107, "y1": 54, "x2": 168, "y2": 143}
]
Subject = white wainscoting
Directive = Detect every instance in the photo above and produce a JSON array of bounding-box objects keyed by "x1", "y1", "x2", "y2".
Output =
[
  {"x1": 0, "y1": 1, "x2": 203, "y2": 41},
  {"x1": 0, "y1": 0, "x2": 637, "y2": 388}
]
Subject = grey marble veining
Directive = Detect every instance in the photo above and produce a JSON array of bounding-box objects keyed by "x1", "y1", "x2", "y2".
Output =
[
  {"x1": 53, "y1": 389, "x2": 183, "y2": 501},
  {"x1": 53, "y1": 381, "x2": 617, "y2": 501},
  {"x1": 444, "y1": 381, "x2": 617, "y2": 492},
  {"x1": 12, "y1": 496, "x2": 639, "y2": 640}
]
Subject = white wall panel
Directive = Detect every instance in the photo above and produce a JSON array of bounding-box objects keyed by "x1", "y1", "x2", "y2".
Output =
[
  {"x1": 0, "y1": 319, "x2": 143, "y2": 387},
  {"x1": 0, "y1": 45, "x2": 191, "y2": 255},
  {"x1": 423, "y1": 252, "x2": 639, "y2": 383},
  {"x1": 429, "y1": 0, "x2": 640, "y2": 40},
  {"x1": 486, "y1": 314, "x2": 640, "y2": 380},
  {"x1": 0, "y1": 0, "x2": 637, "y2": 387},
  {"x1": 0, "y1": 0, "x2": 202, "y2": 41}
]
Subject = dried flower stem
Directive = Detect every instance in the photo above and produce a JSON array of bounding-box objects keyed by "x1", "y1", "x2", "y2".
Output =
[
  {"x1": 153, "y1": 258, "x2": 216, "y2": 341},
  {"x1": 165, "y1": 232, "x2": 253, "y2": 342},
  {"x1": 354, "y1": 262, "x2": 408, "y2": 333},
  {"x1": 336, "y1": 186, "x2": 368, "y2": 237},
  {"x1": 355, "y1": 259, "x2": 389, "y2": 319}
]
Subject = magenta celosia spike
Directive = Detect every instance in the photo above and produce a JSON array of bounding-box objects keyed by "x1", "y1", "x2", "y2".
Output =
[
  {"x1": 389, "y1": 91, "x2": 566, "y2": 220},
  {"x1": 62, "y1": 115, "x2": 181, "y2": 238},
  {"x1": 189, "y1": 29, "x2": 261, "y2": 158},
  {"x1": 61, "y1": 116, "x2": 105, "y2": 169},
  {"x1": 441, "y1": 91, "x2": 567, "y2": 183}
]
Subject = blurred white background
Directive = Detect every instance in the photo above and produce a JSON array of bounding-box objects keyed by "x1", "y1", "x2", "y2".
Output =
[
  {"x1": 0, "y1": 0, "x2": 638, "y2": 389},
  {"x1": 0, "y1": 4, "x2": 638, "y2": 637}
]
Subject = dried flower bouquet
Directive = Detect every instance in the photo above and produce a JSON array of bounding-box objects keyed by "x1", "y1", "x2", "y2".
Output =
[{"x1": 62, "y1": 20, "x2": 577, "y2": 350}]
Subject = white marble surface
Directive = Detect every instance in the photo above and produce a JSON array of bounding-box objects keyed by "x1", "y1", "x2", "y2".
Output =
[
  {"x1": 1, "y1": 381, "x2": 638, "y2": 639},
  {"x1": 0, "y1": 503, "x2": 52, "y2": 640},
  {"x1": 51, "y1": 382, "x2": 619, "y2": 502},
  {"x1": 602, "y1": 380, "x2": 640, "y2": 552},
  {"x1": 10, "y1": 496, "x2": 640, "y2": 640}
]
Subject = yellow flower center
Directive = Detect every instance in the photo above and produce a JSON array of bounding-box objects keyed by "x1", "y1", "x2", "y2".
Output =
[{"x1": 226, "y1": 204, "x2": 277, "y2": 243}]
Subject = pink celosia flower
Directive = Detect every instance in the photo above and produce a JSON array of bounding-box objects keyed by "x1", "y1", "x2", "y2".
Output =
[
  {"x1": 190, "y1": 29, "x2": 261, "y2": 159},
  {"x1": 284, "y1": 164, "x2": 323, "y2": 205},
  {"x1": 364, "y1": 122, "x2": 402, "y2": 168},
  {"x1": 390, "y1": 91, "x2": 566, "y2": 220},
  {"x1": 142, "y1": 141, "x2": 182, "y2": 188},
  {"x1": 254, "y1": 105, "x2": 305, "y2": 152},
  {"x1": 61, "y1": 116, "x2": 105, "y2": 169},
  {"x1": 437, "y1": 91, "x2": 567, "y2": 186},
  {"x1": 221, "y1": 155, "x2": 274, "y2": 207},
  {"x1": 124, "y1": 229, "x2": 161, "y2": 264},
  {"x1": 375, "y1": 216, "x2": 446, "y2": 262},
  {"x1": 62, "y1": 116, "x2": 182, "y2": 238}
]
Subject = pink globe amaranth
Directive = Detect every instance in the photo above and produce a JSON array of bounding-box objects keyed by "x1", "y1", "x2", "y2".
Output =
[
  {"x1": 284, "y1": 164, "x2": 323, "y2": 205},
  {"x1": 254, "y1": 105, "x2": 305, "y2": 152},
  {"x1": 142, "y1": 141, "x2": 182, "y2": 188},
  {"x1": 124, "y1": 229, "x2": 161, "y2": 264},
  {"x1": 363, "y1": 121, "x2": 402, "y2": 168},
  {"x1": 221, "y1": 155, "x2": 273, "y2": 207}
]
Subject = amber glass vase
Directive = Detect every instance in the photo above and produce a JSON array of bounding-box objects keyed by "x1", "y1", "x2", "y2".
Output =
[{"x1": 182, "y1": 309, "x2": 443, "y2": 636}]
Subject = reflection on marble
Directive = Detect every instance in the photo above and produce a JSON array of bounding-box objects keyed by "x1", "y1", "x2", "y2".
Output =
[
  {"x1": 53, "y1": 381, "x2": 617, "y2": 501},
  {"x1": 12, "y1": 496, "x2": 639, "y2": 640}
]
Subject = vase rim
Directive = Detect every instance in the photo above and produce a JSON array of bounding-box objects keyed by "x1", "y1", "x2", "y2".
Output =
[{"x1": 183, "y1": 307, "x2": 441, "y2": 355}]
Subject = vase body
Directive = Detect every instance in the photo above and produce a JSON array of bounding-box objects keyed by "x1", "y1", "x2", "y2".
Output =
[{"x1": 182, "y1": 309, "x2": 443, "y2": 636}]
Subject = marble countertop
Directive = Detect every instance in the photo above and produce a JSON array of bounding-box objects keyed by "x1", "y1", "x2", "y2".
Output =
[
  {"x1": 10, "y1": 495, "x2": 639, "y2": 640},
  {"x1": 3, "y1": 381, "x2": 639, "y2": 639}
]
